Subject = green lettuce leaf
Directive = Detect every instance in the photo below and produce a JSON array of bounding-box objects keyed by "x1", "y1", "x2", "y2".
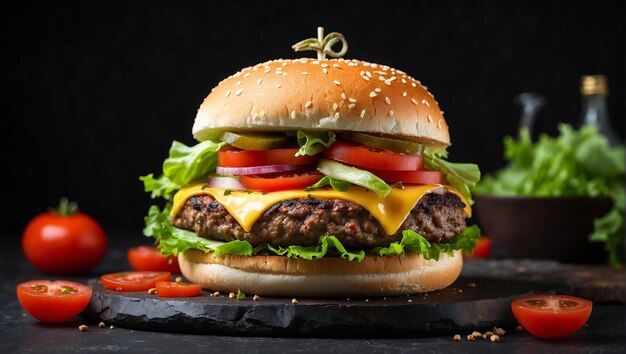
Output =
[
  {"x1": 265, "y1": 236, "x2": 365, "y2": 261},
  {"x1": 296, "y1": 130, "x2": 336, "y2": 156},
  {"x1": 317, "y1": 158, "x2": 391, "y2": 197},
  {"x1": 140, "y1": 140, "x2": 225, "y2": 200},
  {"x1": 305, "y1": 175, "x2": 351, "y2": 192},
  {"x1": 475, "y1": 124, "x2": 625, "y2": 267},
  {"x1": 139, "y1": 174, "x2": 180, "y2": 200},
  {"x1": 423, "y1": 149, "x2": 481, "y2": 205},
  {"x1": 143, "y1": 204, "x2": 253, "y2": 257},
  {"x1": 373, "y1": 225, "x2": 481, "y2": 260}
]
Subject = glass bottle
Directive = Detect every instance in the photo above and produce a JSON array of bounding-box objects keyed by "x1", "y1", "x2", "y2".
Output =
[
  {"x1": 516, "y1": 93, "x2": 546, "y2": 139},
  {"x1": 578, "y1": 75, "x2": 620, "y2": 145}
]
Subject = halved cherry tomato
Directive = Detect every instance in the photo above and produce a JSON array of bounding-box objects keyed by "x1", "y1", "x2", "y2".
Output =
[
  {"x1": 101, "y1": 271, "x2": 171, "y2": 292},
  {"x1": 365, "y1": 169, "x2": 443, "y2": 184},
  {"x1": 16, "y1": 280, "x2": 92, "y2": 322},
  {"x1": 511, "y1": 294, "x2": 593, "y2": 339},
  {"x1": 155, "y1": 281, "x2": 203, "y2": 298},
  {"x1": 240, "y1": 171, "x2": 323, "y2": 192},
  {"x1": 324, "y1": 140, "x2": 423, "y2": 171},
  {"x1": 464, "y1": 236, "x2": 492, "y2": 258},
  {"x1": 128, "y1": 246, "x2": 181, "y2": 274},
  {"x1": 218, "y1": 148, "x2": 318, "y2": 167}
]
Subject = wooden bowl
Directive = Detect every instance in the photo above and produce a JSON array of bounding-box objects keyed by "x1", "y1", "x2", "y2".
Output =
[{"x1": 474, "y1": 194, "x2": 612, "y2": 263}]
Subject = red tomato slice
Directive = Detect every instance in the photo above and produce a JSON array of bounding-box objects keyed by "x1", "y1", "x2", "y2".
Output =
[
  {"x1": 16, "y1": 280, "x2": 92, "y2": 322},
  {"x1": 128, "y1": 246, "x2": 181, "y2": 274},
  {"x1": 366, "y1": 169, "x2": 444, "y2": 184},
  {"x1": 511, "y1": 294, "x2": 593, "y2": 339},
  {"x1": 464, "y1": 236, "x2": 492, "y2": 258},
  {"x1": 218, "y1": 148, "x2": 318, "y2": 167},
  {"x1": 240, "y1": 171, "x2": 323, "y2": 192},
  {"x1": 324, "y1": 140, "x2": 423, "y2": 171},
  {"x1": 155, "y1": 281, "x2": 203, "y2": 298},
  {"x1": 101, "y1": 271, "x2": 171, "y2": 292}
]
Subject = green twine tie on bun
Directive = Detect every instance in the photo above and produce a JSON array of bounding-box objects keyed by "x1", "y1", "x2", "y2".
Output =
[{"x1": 292, "y1": 27, "x2": 348, "y2": 60}]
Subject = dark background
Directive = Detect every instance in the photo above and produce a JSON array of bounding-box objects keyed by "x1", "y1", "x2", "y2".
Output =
[{"x1": 1, "y1": 0, "x2": 624, "y2": 236}]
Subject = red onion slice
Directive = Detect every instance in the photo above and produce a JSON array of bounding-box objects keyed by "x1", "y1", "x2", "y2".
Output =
[
  {"x1": 215, "y1": 164, "x2": 304, "y2": 176},
  {"x1": 207, "y1": 176, "x2": 245, "y2": 190}
]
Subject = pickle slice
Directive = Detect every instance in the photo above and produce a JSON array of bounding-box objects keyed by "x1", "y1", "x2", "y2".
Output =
[
  {"x1": 343, "y1": 132, "x2": 423, "y2": 155},
  {"x1": 221, "y1": 131, "x2": 291, "y2": 150}
]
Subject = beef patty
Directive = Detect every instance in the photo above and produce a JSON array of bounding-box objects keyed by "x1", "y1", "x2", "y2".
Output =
[{"x1": 172, "y1": 191, "x2": 467, "y2": 248}]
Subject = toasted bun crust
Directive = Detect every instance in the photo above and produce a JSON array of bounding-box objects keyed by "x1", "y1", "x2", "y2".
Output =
[
  {"x1": 179, "y1": 250, "x2": 462, "y2": 297},
  {"x1": 193, "y1": 58, "x2": 450, "y2": 147}
]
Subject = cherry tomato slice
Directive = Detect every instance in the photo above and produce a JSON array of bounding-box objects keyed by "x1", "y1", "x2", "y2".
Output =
[
  {"x1": 101, "y1": 271, "x2": 171, "y2": 292},
  {"x1": 217, "y1": 147, "x2": 318, "y2": 167},
  {"x1": 16, "y1": 280, "x2": 92, "y2": 322},
  {"x1": 464, "y1": 236, "x2": 492, "y2": 258},
  {"x1": 366, "y1": 169, "x2": 443, "y2": 184},
  {"x1": 128, "y1": 246, "x2": 181, "y2": 274},
  {"x1": 240, "y1": 171, "x2": 323, "y2": 192},
  {"x1": 511, "y1": 294, "x2": 593, "y2": 339},
  {"x1": 324, "y1": 140, "x2": 423, "y2": 171},
  {"x1": 155, "y1": 281, "x2": 203, "y2": 298}
]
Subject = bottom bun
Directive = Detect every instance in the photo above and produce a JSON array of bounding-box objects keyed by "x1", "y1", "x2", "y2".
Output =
[{"x1": 178, "y1": 250, "x2": 463, "y2": 297}]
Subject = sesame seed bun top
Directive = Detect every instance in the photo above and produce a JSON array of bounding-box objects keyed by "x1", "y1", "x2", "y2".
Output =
[{"x1": 193, "y1": 58, "x2": 450, "y2": 147}]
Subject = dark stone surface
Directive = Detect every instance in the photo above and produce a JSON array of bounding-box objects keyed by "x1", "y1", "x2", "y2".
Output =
[
  {"x1": 85, "y1": 277, "x2": 565, "y2": 337},
  {"x1": 1, "y1": 233, "x2": 624, "y2": 353}
]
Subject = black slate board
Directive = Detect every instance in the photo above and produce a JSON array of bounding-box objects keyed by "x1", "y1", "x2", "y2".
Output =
[{"x1": 85, "y1": 276, "x2": 565, "y2": 337}]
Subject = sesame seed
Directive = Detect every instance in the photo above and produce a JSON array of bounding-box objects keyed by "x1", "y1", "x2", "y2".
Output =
[
  {"x1": 333, "y1": 80, "x2": 341, "y2": 86},
  {"x1": 235, "y1": 89, "x2": 244, "y2": 96},
  {"x1": 233, "y1": 72, "x2": 241, "y2": 78},
  {"x1": 364, "y1": 62, "x2": 371, "y2": 67},
  {"x1": 264, "y1": 68, "x2": 271, "y2": 73},
  {"x1": 422, "y1": 99, "x2": 430, "y2": 107},
  {"x1": 389, "y1": 76, "x2": 397, "y2": 81},
  {"x1": 402, "y1": 78, "x2": 407, "y2": 83},
  {"x1": 348, "y1": 103, "x2": 355, "y2": 109},
  {"x1": 225, "y1": 90, "x2": 231, "y2": 97},
  {"x1": 243, "y1": 73, "x2": 250, "y2": 78},
  {"x1": 371, "y1": 63, "x2": 378, "y2": 68},
  {"x1": 323, "y1": 68, "x2": 328, "y2": 74},
  {"x1": 403, "y1": 92, "x2": 407, "y2": 97},
  {"x1": 341, "y1": 93, "x2": 347, "y2": 100},
  {"x1": 385, "y1": 97, "x2": 391, "y2": 104},
  {"x1": 428, "y1": 114, "x2": 433, "y2": 123},
  {"x1": 349, "y1": 98, "x2": 357, "y2": 103},
  {"x1": 411, "y1": 98, "x2": 418, "y2": 105},
  {"x1": 257, "y1": 79, "x2": 263, "y2": 85},
  {"x1": 369, "y1": 92, "x2": 377, "y2": 97},
  {"x1": 282, "y1": 62, "x2": 288, "y2": 66},
  {"x1": 321, "y1": 63, "x2": 329, "y2": 68},
  {"x1": 301, "y1": 71, "x2": 308, "y2": 75},
  {"x1": 253, "y1": 295, "x2": 261, "y2": 301},
  {"x1": 282, "y1": 72, "x2": 287, "y2": 76},
  {"x1": 275, "y1": 84, "x2": 281, "y2": 88},
  {"x1": 378, "y1": 76, "x2": 385, "y2": 81},
  {"x1": 348, "y1": 62, "x2": 357, "y2": 66},
  {"x1": 312, "y1": 60, "x2": 319, "y2": 65},
  {"x1": 411, "y1": 82, "x2": 417, "y2": 87},
  {"x1": 236, "y1": 81, "x2": 241, "y2": 86},
  {"x1": 384, "y1": 79, "x2": 392, "y2": 86},
  {"x1": 366, "y1": 71, "x2": 372, "y2": 78},
  {"x1": 291, "y1": 298, "x2": 299, "y2": 304},
  {"x1": 291, "y1": 111, "x2": 296, "y2": 119},
  {"x1": 360, "y1": 71, "x2": 364, "y2": 76},
  {"x1": 375, "y1": 70, "x2": 386, "y2": 75},
  {"x1": 305, "y1": 100, "x2": 312, "y2": 108},
  {"x1": 360, "y1": 109, "x2": 366, "y2": 118},
  {"x1": 334, "y1": 112, "x2": 340, "y2": 119},
  {"x1": 332, "y1": 103, "x2": 338, "y2": 111},
  {"x1": 389, "y1": 110, "x2": 394, "y2": 117},
  {"x1": 374, "y1": 88, "x2": 381, "y2": 93},
  {"x1": 362, "y1": 75, "x2": 370, "y2": 81}
]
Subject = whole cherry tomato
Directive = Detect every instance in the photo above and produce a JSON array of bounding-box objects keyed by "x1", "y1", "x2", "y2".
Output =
[
  {"x1": 128, "y1": 246, "x2": 181, "y2": 273},
  {"x1": 464, "y1": 236, "x2": 492, "y2": 259},
  {"x1": 22, "y1": 198, "x2": 107, "y2": 275}
]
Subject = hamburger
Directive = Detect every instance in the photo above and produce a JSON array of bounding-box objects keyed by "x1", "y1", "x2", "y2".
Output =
[{"x1": 141, "y1": 29, "x2": 481, "y2": 297}]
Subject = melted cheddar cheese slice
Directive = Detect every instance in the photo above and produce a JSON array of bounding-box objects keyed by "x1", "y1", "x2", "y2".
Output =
[{"x1": 171, "y1": 184, "x2": 471, "y2": 235}]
